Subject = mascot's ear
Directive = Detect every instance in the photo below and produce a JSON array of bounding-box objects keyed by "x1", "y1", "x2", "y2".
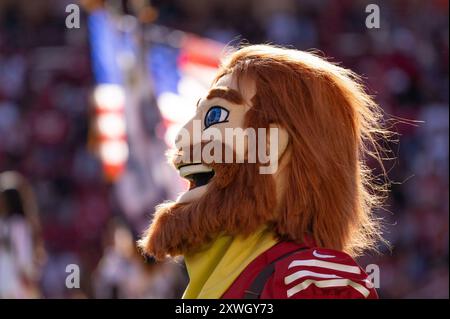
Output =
[{"x1": 268, "y1": 123, "x2": 290, "y2": 160}]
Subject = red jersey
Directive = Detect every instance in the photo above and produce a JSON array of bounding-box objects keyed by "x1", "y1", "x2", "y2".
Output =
[{"x1": 222, "y1": 241, "x2": 378, "y2": 299}]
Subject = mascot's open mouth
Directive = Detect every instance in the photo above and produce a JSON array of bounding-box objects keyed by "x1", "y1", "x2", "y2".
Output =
[{"x1": 178, "y1": 163, "x2": 215, "y2": 190}]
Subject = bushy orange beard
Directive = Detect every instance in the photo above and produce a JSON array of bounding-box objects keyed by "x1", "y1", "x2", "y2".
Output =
[{"x1": 139, "y1": 158, "x2": 277, "y2": 260}]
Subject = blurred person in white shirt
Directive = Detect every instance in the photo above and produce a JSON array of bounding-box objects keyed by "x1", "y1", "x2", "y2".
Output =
[{"x1": 0, "y1": 171, "x2": 45, "y2": 298}]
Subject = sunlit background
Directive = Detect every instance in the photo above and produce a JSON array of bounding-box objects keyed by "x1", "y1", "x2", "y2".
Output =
[{"x1": 0, "y1": 0, "x2": 448, "y2": 298}]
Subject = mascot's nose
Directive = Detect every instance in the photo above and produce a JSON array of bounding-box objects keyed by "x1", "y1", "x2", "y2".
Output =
[
  {"x1": 174, "y1": 117, "x2": 202, "y2": 149},
  {"x1": 173, "y1": 116, "x2": 206, "y2": 164}
]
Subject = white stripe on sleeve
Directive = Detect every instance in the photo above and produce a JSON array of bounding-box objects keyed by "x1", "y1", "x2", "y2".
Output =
[
  {"x1": 288, "y1": 259, "x2": 361, "y2": 274},
  {"x1": 287, "y1": 278, "x2": 371, "y2": 298}
]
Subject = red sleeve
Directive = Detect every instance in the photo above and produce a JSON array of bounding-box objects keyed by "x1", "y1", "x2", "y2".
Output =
[{"x1": 261, "y1": 248, "x2": 378, "y2": 299}]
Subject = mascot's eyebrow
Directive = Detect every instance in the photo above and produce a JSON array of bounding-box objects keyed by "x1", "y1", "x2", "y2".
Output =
[{"x1": 206, "y1": 87, "x2": 244, "y2": 105}]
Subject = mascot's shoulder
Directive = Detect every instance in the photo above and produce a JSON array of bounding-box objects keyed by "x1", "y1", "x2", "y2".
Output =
[{"x1": 266, "y1": 247, "x2": 378, "y2": 299}]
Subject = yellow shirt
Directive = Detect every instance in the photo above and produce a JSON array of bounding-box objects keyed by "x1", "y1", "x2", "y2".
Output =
[{"x1": 182, "y1": 226, "x2": 278, "y2": 299}]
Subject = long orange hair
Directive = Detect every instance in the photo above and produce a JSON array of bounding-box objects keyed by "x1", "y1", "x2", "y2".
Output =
[{"x1": 214, "y1": 45, "x2": 390, "y2": 256}]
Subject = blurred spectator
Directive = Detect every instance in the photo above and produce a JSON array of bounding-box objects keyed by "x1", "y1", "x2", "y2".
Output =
[
  {"x1": 93, "y1": 219, "x2": 187, "y2": 298},
  {"x1": 0, "y1": 171, "x2": 45, "y2": 298}
]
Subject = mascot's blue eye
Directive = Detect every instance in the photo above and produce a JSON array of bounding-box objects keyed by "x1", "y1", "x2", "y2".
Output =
[{"x1": 204, "y1": 106, "x2": 229, "y2": 128}]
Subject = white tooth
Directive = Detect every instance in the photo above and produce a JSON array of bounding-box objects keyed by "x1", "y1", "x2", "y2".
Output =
[{"x1": 179, "y1": 164, "x2": 213, "y2": 178}]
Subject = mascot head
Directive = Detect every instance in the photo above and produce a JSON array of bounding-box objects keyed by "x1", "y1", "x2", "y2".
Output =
[{"x1": 139, "y1": 45, "x2": 389, "y2": 260}]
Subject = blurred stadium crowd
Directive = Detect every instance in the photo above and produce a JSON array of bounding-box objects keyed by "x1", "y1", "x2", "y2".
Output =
[{"x1": 0, "y1": 0, "x2": 448, "y2": 298}]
